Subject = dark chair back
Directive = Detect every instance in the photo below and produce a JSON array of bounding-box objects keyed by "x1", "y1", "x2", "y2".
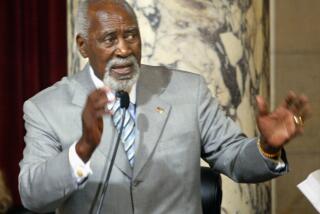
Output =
[{"x1": 201, "y1": 166, "x2": 222, "y2": 214}]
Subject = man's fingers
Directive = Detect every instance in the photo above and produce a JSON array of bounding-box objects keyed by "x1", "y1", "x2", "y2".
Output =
[
  {"x1": 89, "y1": 87, "x2": 115, "y2": 109},
  {"x1": 256, "y1": 95, "x2": 269, "y2": 116},
  {"x1": 88, "y1": 91, "x2": 103, "y2": 104},
  {"x1": 297, "y1": 95, "x2": 311, "y2": 120},
  {"x1": 282, "y1": 91, "x2": 297, "y2": 108},
  {"x1": 89, "y1": 87, "x2": 112, "y2": 101},
  {"x1": 94, "y1": 86, "x2": 111, "y2": 94},
  {"x1": 288, "y1": 94, "x2": 310, "y2": 137},
  {"x1": 282, "y1": 91, "x2": 311, "y2": 120},
  {"x1": 300, "y1": 105, "x2": 311, "y2": 121},
  {"x1": 93, "y1": 97, "x2": 109, "y2": 110},
  {"x1": 95, "y1": 109, "x2": 112, "y2": 118},
  {"x1": 84, "y1": 87, "x2": 115, "y2": 121}
]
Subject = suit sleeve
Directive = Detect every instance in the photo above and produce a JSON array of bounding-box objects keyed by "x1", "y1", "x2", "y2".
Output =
[
  {"x1": 197, "y1": 76, "x2": 288, "y2": 183},
  {"x1": 19, "y1": 100, "x2": 78, "y2": 213}
]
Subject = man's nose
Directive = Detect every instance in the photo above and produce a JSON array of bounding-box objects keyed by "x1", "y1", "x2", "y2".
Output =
[{"x1": 115, "y1": 38, "x2": 132, "y2": 58}]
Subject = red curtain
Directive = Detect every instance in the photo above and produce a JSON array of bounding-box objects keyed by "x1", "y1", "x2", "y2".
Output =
[{"x1": 0, "y1": 0, "x2": 67, "y2": 205}]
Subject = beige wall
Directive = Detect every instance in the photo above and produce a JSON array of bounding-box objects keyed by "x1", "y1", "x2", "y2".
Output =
[{"x1": 273, "y1": 0, "x2": 320, "y2": 213}]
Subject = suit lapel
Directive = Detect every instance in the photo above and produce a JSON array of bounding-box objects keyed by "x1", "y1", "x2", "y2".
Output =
[
  {"x1": 133, "y1": 66, "x2": 172, "y2": 180},
  {"x1": 71, "y1": 64, "x2": 96, "y2": 107},
  {"x1": 71, "y1": 64, "x2": 133, "y2": 178}
]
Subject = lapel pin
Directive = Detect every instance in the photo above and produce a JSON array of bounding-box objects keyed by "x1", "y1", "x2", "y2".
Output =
[{"x1": 156, "y1": 107, "x2": 165, "y2": 114}]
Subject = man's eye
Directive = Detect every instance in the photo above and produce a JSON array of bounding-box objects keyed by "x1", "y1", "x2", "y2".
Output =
[
  {"x1": 103, "y1": 36, "x2": 115, "y2": 44},
  {"x1": 125, "y1": 33, "x2": 137, "y2": 41},
  {"x1": 127, "y1": 34, "x2": 134, "y2": 40}
]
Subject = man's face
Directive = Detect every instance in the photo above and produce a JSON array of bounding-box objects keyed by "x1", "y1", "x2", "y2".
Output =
[{"x1": 77, "y1": 2, "x2": 142, "y2": 91}]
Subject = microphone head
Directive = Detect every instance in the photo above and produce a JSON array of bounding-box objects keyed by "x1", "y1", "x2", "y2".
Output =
[{"x1": 116, "y1": 91, "x2": 130, "y2": 109}]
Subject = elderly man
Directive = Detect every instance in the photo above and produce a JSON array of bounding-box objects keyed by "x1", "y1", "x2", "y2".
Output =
[{"x1": 19, "y1": 0, "x2": 310, "y2": 213}]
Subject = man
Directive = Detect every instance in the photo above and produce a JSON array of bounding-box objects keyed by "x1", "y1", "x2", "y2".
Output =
[{"x1": 19, "y1": 0, "x2": 310, "y2": 213}]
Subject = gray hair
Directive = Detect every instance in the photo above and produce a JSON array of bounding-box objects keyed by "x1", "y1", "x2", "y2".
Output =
[
  {"x1": 76, "y1": 0, "x2": 90, "y2": 39},
  {"x1": 75, "y1": 0, "x2": 137, "y2": 40}
]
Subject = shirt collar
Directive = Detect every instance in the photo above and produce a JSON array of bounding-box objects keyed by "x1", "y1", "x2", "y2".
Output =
[{"x1": 88, "y1": 65, "x2": 137, "y2": 105}]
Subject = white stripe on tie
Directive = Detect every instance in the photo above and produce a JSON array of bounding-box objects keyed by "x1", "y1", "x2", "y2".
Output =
[{"x1": 112, "y1": 99, "x2": 135, "y2": 167}]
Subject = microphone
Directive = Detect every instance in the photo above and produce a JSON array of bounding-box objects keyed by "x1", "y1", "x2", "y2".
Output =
[
  {"x1": 116, "y1": 91, "x2": 130, "y2": 109},
  {"x1": 90, "y1": 90, "x2": 130, "y2": 214}
]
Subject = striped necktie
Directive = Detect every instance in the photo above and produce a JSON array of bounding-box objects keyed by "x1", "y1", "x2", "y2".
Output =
[{"x1": 112, "y1": 100, "x2": 135, "y2": 167}]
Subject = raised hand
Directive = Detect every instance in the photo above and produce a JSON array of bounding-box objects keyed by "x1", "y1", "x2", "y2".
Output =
[
  {"x1": 256, "y1": 91, "x2": 311, "y2": 154},
  {"x1": 76, "y1": 87, "x2": 113, "y2": 162}
]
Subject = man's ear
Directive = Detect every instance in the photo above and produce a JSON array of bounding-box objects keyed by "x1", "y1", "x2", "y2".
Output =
[{"x1": 76, "y1": 34, "x2": 89, "y2": 58}]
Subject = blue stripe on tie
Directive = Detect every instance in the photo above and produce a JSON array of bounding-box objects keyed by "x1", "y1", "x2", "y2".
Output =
[
  {"x1": 113, "y1": 104, "x2": 120, "y2": 115},
  {"x1": 124, "y1": 126, "x2": 135, "y2": 141},
  {"x1": 129, "y1": 158, "x2": 134, "y2": 167},
  {"x1": 127, "y1": 149, "x2": 135, "y2": 159},
  {"x1": 115, "y1": 115, "x2": 122, "y2": 128},
  {"x1": 112, "y1": 100, "x2": 135, "y2": 167},
  {"x1": 123, "y1": 121, "x2": 134, "y2": 139},
  {"x1": 123, "y1": 111, "x2": 131, "y2": 126},
  {"x1": 124, "y1": 136, "x2": 135, "y2": 151}
]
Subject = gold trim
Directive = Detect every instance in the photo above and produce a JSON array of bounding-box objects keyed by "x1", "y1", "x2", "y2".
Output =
[{"x1": 257, "y1": 138, "x2": 280, "y2": 159}]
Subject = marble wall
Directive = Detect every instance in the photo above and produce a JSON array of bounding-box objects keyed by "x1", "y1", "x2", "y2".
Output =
[{"x1": 67, "y1": 0, "x2": 271, "y2": 213}]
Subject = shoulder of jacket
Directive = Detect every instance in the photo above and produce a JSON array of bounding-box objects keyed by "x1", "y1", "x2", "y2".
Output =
[{"x1": 26, "y1": 75, "x2": 75, "y2": 106}]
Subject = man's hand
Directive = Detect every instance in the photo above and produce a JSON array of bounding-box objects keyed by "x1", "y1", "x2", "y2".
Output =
[
  {"x1": 256, "y1": 91, "x2": 311, "y2": 155},
  {"x1": 76, "y1": 87, "x2": 113, "y2": 162}
]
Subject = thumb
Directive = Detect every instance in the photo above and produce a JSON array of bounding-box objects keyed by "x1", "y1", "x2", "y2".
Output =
[{"x1": 256, "y1": 95, "x2": 269, "y2": 116}]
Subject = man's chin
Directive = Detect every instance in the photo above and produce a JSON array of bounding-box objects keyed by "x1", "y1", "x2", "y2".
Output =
[
  {"x1": 104, "y1": 63, "x2": 140, "y2": 91},
  {"x1": 104, "y1": 76, "x2": 137, "y2": 92}
]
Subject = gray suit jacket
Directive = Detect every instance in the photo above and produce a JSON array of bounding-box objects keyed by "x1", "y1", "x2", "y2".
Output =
[{"x1": 19, "y1": 64, "x2": 287, "y2": 214}]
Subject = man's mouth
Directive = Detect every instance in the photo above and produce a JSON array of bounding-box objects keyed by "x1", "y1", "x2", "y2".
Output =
[{"x1": 111, "y1": 63, "x2": 133, "y2": 75}]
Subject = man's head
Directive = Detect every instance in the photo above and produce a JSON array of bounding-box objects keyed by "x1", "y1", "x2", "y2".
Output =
[{"x1": 76, "y1": 0, "x2": 141, "y2": 91}]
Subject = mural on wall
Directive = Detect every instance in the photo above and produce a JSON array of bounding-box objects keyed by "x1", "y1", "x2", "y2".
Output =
[{"x1": 68, "y1": 0, "x2": 271, "y2": 213}]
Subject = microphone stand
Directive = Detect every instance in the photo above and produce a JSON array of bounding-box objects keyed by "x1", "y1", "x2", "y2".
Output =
[{"x1": 90, "y1": 91, "x2": 130, "y2": 214}]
